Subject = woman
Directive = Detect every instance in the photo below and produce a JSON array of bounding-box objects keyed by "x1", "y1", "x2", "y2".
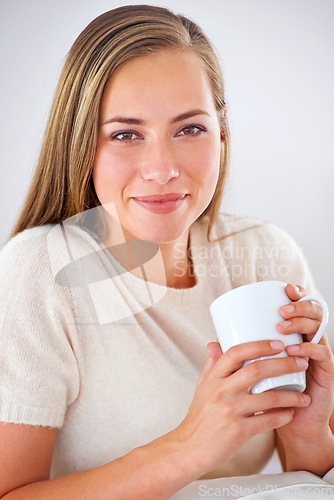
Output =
[{"x1": 0, "y1": 5, "x2": 333, "y2": 498}]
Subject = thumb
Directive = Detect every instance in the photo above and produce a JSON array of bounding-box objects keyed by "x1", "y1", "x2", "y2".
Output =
[
  {"x1": 200, "y1": 355, "x2": 216, "y2": 378},
  {"x1": 200, "y1": 341, "x2": 223, "y2": 379},
  {"x1": 206, "y1": 340, "x2": 223, "y2": 362}
]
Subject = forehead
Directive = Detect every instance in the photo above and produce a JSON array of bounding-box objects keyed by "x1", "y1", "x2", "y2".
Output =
[{"x1": 99, "y1": 50, "x2": 216, "y2": 120}]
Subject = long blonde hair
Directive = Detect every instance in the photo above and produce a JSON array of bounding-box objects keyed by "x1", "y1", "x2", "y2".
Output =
[{"x1": 9, "y1": 5, "x2": 230, "y2": 242}]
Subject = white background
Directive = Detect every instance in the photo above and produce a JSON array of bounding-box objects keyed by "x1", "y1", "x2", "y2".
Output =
[
  {"x1": 1, "y1": 0, "x2": 333, "y2": 475},
  {"x1": 1, "y1": 1, "x2": 333, "y2": 329}
]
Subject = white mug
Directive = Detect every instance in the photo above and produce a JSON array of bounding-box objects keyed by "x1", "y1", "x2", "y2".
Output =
[{"x1": 209, "y1": 281, "x2": 329, "y2": 394}]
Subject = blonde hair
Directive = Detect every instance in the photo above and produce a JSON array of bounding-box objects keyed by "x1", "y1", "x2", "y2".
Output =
[{"x1": 9, "y1": 5, "x2": 230, "y2": 242}]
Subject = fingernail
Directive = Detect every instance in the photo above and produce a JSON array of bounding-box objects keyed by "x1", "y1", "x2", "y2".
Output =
[
  {"x1": 296, "y1": 357, "x2": 308, "y2": 369},
  {"x1": 281, "y1": 305, "x2": 295, "y2": 313},
  {"x1": 286, "y1": 344, "x2": 300, "y2": 353},
  {"x1": 278, "y1": 320, "x2": 291, "y2": 328},
  {"x1": 270, "y1": 340, "x2": 284, "y2": 350},
  {"x1": 303, "y1": 394, "x2": 311, "y2": 404}
]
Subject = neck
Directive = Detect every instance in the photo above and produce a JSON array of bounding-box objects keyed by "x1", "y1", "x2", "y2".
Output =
[
  {"x1": 157, "y1": 230, "x2": 196, "y2": 289},
  {"x1": 103, "y1": 223, "x2": 196, "y2": 289}
]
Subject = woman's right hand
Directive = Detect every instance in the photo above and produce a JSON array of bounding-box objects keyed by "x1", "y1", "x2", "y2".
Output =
[{"x1": 173, "y1": 339, "x2": 311, "y2": 477}]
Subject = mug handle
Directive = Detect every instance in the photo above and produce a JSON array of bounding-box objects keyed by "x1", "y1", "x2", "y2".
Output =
[{"x1": 298, "y1": 295, "x2": 329, "y2": 344}]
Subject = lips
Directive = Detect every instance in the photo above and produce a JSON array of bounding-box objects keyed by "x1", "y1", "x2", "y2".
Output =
[
  {"x1": 133, "y1": 193, "x2": 187, "y2": 202},
  {"x1": 131, "y1": 193, "x2": 188, "y2": 214}
]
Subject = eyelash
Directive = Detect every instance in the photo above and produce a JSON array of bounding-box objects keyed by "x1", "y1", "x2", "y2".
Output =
[{"x1": 110, "y1": 124, "x2": 207, "y2": 143}]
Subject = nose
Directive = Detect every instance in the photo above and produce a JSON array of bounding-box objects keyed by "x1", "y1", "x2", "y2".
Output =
[{"x1": 140, "y1": 139, "x2": 179, "y2": 185}]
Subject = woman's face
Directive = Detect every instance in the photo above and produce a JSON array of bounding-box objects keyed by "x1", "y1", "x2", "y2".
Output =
[{"x1": 93, "y1": 49, "x2": 222, "y2": 243}]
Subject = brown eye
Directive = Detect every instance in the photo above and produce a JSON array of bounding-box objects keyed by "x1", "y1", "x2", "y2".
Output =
[
  {"x1": 118, "y1": 132, "x2": 133, "y2": 140},
  {"x1": 111, "y1": 130, "x2": 141, "y2": 142},
  {"x1": 177, "y1": 125, "x2": 206, "y2": 137},
  {"x1": 183, "y1": 126, "x2": 196, "y2": 135}
]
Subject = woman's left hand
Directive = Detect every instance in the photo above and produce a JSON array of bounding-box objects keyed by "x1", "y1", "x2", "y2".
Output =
[{"x1": 275, "y1": 283, "x2": 334, "y2": 442}]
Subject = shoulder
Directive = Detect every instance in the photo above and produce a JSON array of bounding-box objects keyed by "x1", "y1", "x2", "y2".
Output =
[
  {"x1": 1, "y1": 225, "x2": 52, "y2": 258},
  {"x1": 197, "y1": 213, "x2": 318, "y2": 293},
  {"x1": 0, "y1": 223, "x2": 100, "y2": 299},
  {"x1": 1, "y1": 222, "x2": 99, "y2": 275},
  {"x1": 208, "y1": 212, "x2": 307, "y2": 270},
  {"x1": 207, "y1": 212, "x2": 302, "y2": 254},
  {"x1": 214, "y1": 214, "x2": 300, "y2": 256},
  {"x1": 0, "y1": 225, "x2": 65, "y2": 317},
  {"x1": 0, "y1": 225, "x2": 54, "y2": 281}
]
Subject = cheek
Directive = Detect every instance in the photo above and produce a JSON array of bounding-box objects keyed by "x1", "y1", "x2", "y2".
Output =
[
  {"x1": 92, "y1": 146, "x2": 133, "y2": 200},
  {"x1": 186, "y1": 137, "x2": 221, "y2": 182}
]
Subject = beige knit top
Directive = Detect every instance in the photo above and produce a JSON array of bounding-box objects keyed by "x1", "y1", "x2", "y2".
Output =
[{"x1": 0, "y1": 213, "x2": 319, "y2": 479}]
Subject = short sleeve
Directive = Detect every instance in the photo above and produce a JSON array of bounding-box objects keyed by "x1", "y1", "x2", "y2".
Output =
[{"x1": 0, "y1": 227, "x2": 80, "y2": 428}]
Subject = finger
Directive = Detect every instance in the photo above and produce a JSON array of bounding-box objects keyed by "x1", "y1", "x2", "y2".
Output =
[
  {"x1": 276, "y1": 317, "x2": 321, "y2": 337},
  {"x1": 239, "y1": 389, "x2": 311, "y2": 416},
  {"x1": 245, "y1": 408, "x2": 294, "y2": 435},
  {"x1": 212, "y1": 340, "x2": 286, "y2": 378},
  {"x1": 206, "y1": 341, "x2": 223, "y2": 362},
  {"x1": 285, "y1": 283, "x2": 306, "y2": 301},
  {"x1": 279, "y1": 300, "x2": 323, "y2": 322},
  {"x1": 286, "y1": 341, "x2": 334, "y2": 378},
  {"x1": 229, "y1": 354, "x2": 308, "y2": 393}
]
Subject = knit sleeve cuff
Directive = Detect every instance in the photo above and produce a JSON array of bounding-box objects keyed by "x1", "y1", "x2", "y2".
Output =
[{"x1": 0, "y1": 400, "x2": 65, "y2": 428}]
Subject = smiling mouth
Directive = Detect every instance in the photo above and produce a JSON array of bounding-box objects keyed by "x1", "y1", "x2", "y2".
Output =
[
  {"x1": 131, "y1": 194, "x2": 188, "y2": 214},
  {"x1": 132, "y1": 193, "x2": 187, "y2": 202}
]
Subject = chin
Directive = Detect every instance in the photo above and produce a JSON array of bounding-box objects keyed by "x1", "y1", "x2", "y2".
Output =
[{"x1": 124, "y1": 221, "x2": 188, "y2": 244}]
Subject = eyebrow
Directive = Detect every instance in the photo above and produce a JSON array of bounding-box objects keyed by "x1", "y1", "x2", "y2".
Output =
[{"x1": 101, "y1": 109, "x2": 211, "y2": 126}]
